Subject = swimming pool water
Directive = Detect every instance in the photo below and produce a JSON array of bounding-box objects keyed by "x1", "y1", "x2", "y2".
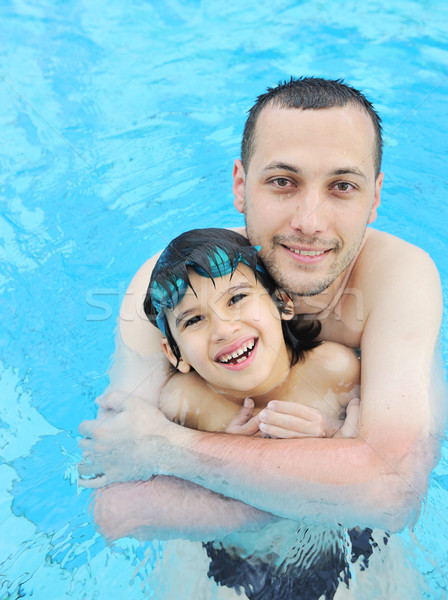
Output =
[{"x1": 1, "y1": 0, "x2": 447, "y2": 597}]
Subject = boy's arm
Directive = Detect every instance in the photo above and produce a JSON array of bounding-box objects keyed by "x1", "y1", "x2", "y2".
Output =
[{"x1": 160, "y1": 372, "x2": 244, "y2": 432}]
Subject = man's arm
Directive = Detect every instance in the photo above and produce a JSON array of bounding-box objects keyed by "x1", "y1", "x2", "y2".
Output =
[
  {"x1": 92, "y1": 476, "x2": 277, "y2": 542},
  {"x1": 81, "y1": 241, "x2": 444, "y2": 532},
  {"x1": 162, "y1": 244, "x2": 443, "y2": 530},
  {"x1": 83, "y1": 247, "x2": 278, "y2": 541}
]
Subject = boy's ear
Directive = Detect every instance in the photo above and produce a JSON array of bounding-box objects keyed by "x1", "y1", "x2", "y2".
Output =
[
  {"x1": 161, "y1": 339, "x2": 191, "y2": 373},
  {"x1": 277, "y1": 291, "x2": 295, "y2": 321}
]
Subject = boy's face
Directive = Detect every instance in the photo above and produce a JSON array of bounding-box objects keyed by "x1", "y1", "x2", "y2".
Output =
[
  {"x1": 162, "y1": 264, "x2": 292, "y2": 398},
  {"x1": 233, "y1": 105, "x2": 383, "y2": 297}
]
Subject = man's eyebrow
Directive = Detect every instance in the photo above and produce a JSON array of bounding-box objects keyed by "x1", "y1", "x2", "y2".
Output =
[
  {"x1": 330, "y1": 167, "x2": 368, "y2": 181},
  {"x1": 262, "y1": 162, "x2": 302, "y2": 174}
]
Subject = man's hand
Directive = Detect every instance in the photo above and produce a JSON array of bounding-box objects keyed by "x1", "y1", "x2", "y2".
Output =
[
  {"x1": 333, "y1": 398, "x2": 360, "y2": 439},
  {"x1": 78, "y1": 391, "x2": 177, "y2": 488}
]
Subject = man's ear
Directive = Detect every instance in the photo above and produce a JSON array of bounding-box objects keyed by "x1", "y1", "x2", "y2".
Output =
[
  {"x1": 233, "y1": 159, "x2": 245, "y2": 214},
  {"x1": 368, "y1": 172, "x2": 383, "y2": 224},
  {"x1": 161, "y1": 338, "x2": 191, "y2": 373},
  {"x1": 277, "y1": 291, "x2": 295, "y2": 321}
]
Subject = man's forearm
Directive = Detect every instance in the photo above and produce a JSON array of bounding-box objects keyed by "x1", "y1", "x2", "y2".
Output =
[
  {"x1": 165, "y1": 426, "x2": 432, "y2": 532},
  {"x1": 93, "y1": 475, "x2": 276, "y2": 542}
]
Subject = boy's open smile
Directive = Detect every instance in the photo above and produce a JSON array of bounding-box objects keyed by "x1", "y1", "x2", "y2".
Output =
[{"x1": 214, "y1": 337, "x2": 258, "y2": 370}]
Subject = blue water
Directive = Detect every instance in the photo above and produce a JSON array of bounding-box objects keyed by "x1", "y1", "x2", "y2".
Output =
[{"x1": 1, "y1": 0, "x2": 447, "y2": 597}]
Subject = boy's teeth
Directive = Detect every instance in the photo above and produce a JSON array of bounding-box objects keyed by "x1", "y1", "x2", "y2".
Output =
[{"x1": 218, "y1": 339, "x2": 256, "y2": 364}]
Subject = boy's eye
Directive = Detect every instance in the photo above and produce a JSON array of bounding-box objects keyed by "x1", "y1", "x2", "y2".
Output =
[
  {"x1": 184, "y1": 315, "x2": 203, "y2": 328},
  {"x1": 229, "y1": 293, "x2": 247, "y2": 306}
]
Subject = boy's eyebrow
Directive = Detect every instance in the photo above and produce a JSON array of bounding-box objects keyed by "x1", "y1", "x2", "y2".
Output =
[
  {"x1": 175, "y1": 281, "x2": 255, "y2": 328},
  {"x1": 216, "y1": 281, "x2": 254, "y2": 302},
  {"x1": 175, "y1": 308, "x2": 198, "y2": 329}
]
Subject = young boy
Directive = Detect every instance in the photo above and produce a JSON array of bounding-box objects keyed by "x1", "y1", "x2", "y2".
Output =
[{"x1": 144, "y1": 228, "x2": 360, "y2": 439}]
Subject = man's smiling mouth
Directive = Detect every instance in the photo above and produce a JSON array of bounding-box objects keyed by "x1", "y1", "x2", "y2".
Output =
[
  {"x1": 287, "y1": 247, "x2": 327, "y2": 257},
  {"x1": 215, "y1": 338, "x2": 257, "y2": 365}
]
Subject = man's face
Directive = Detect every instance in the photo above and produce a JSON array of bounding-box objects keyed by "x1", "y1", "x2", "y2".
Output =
[{"x1": 233, "y1": 105, "x2": 383, "y2": 297}]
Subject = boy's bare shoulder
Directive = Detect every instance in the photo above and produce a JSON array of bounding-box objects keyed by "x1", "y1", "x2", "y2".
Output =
[
  {"x1": 160, "y1": 371, "x2": 210, "y2": 420},
  {"x1": 160, "y1": 372, "x2": 238, "y2": 432},
  {"x1": 306, "y1": 342, "x2": 360, "y2": 381}
]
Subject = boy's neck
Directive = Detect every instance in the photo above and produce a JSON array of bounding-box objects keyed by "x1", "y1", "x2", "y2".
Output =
[{"x1": 206, "y1": 348, "x2": 293, "y2": 408}]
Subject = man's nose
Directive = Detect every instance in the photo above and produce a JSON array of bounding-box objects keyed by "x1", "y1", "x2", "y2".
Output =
[{"x1": 289, "y1": 187, "x2": 327, "y2": 236}]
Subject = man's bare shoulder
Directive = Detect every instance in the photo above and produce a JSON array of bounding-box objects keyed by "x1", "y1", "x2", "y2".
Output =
[
  {"x1": 353, "y1": 228, "x2": 441, "y2": 302},
  {"x1": 356, "y1": 229, "x2": 442, "y2": 346},
  {"x1": 119, "y1": 253, "x2": 163, "y2": 356},
  {"x1": 360, "y1": 229, "x2": 438, "y2": 271}
]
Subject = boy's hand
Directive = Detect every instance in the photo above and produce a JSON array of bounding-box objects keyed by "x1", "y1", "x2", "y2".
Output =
[
  {"x1": 256, "y1": 400, "x2": 352, "y2": 439},
  {"x1": 226, "y1": 398, "x2": 261, "y2": 436}
]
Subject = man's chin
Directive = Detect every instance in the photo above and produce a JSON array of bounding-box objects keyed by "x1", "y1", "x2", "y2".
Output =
[{"x1": 265, "y1": 266, "x2": 337, "y2": 297}]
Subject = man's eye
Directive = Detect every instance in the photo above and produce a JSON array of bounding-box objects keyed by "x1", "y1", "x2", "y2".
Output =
[
  {"x1": 272, "y1": 178, "x2": 292, "y2": 188},
  {"x1": 229, "y1": 293, "x2": 246, "y2": 306},
  {"x1": 184, "y1": 315, "x2": 203, "y2": 328},
  {"x1": 332, "y1": 182, "x2": 354, "y2": 192}
]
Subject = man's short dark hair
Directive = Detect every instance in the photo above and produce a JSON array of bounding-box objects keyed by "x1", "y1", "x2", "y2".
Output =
[{"x1": 241, "y1": 76, "x2": 383, "y2": 177}]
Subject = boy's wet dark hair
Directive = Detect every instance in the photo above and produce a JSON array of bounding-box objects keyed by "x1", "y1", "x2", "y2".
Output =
[
  {"x1": 144, "y1": 228, "x2": 321, "y2": 369},
  {"x1": 242, "y1": 76, "x2": 383, "y2": 176}
]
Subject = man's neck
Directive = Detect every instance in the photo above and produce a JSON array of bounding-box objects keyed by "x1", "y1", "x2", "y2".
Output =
[{"x1": 292, "y1": 271, "x2": 347, "y2": 317}]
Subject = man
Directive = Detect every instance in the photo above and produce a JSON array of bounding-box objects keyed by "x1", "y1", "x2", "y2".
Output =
[{"x1": 79, "y1": 77, "x2": 443, "y2": 545}]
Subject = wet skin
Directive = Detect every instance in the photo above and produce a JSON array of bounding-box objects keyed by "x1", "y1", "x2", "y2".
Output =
[
  {"x1": 162, "y1": 265, "x2": 292, "y2": 400},
  {"x1": 233, "y1": 104, "x2": 383, "y2": 301}
]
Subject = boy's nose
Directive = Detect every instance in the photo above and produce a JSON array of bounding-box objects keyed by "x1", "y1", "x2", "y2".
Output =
[{"x1": 210, "y1": 313, "x2": 241, "y2": 343}]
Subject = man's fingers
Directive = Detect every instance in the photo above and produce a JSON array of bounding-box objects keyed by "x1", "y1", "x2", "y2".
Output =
[
  {"x1": 78, "y1": 458, "x2": 104, "y2": 477},
  {"x1": 339, "y1": 397, "x2": 361, "y2": 438},
  {"x1": 78, "y1": 418, "x2": 104, "y2": 438},
  {"x1": 78, "y1": 474, "x2": 107, "y2": 489},
  {"x1": 96, "y1": 391, "x2": 129, "y2": 412}
]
